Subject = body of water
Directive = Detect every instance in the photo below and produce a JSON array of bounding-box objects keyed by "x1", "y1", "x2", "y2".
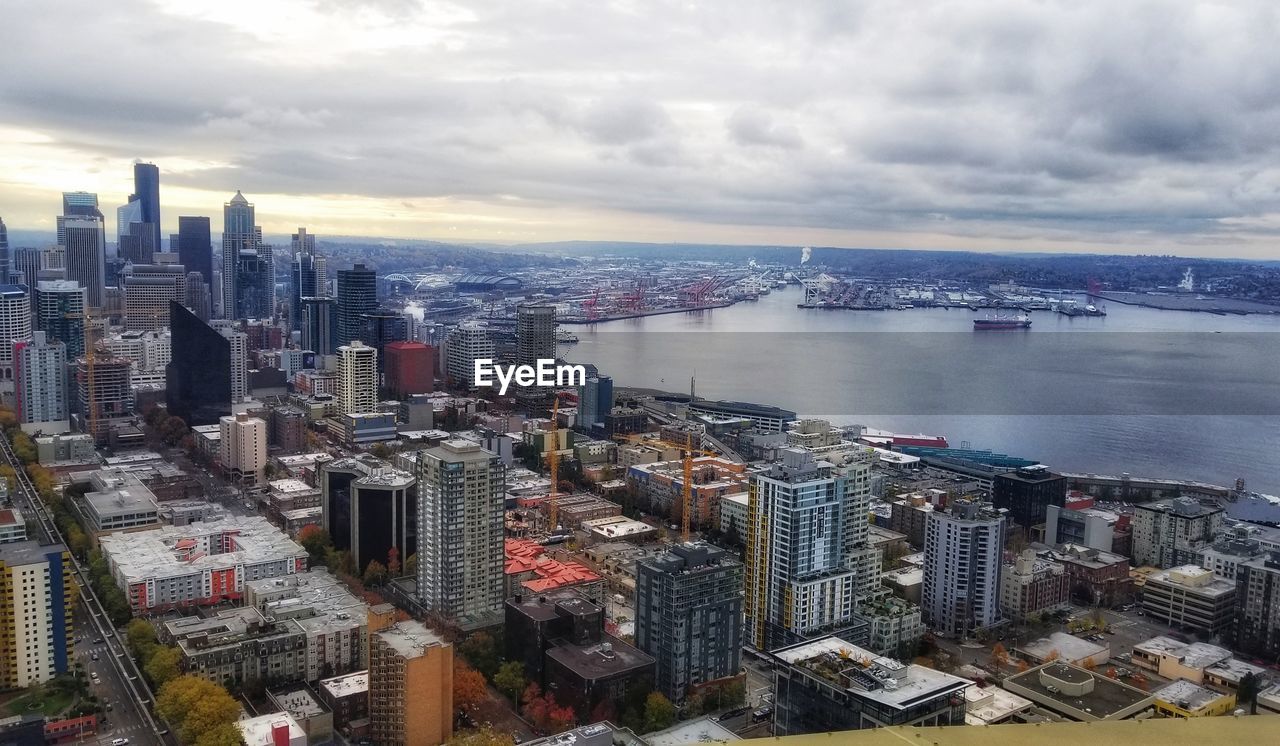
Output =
[{"x1": 564, "y1": 286, "x2": 1280, "y2": 494}]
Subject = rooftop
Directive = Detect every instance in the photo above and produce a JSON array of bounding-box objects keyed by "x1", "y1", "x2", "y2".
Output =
[
  {"x1": 1133, "y1": 637, "x2": 1231, "y2": 669},
  {"x1": 644, "y1": 717, "x2": 739, "y2": 746},
  {"x1": 319, "y1": 670, "x2": 368, "y2": 699},
  {"x1": 0, "y1": 539, "x2": 67, "y2": 567},
  {"x1": 1146, "y1": 566, "x2": 1236, "y2": 597},
  {"x1": 99, "y1": 516, "x2": 307, "y2": 583},
  {"x1": 753, "y1": 716, "x2": 1280, "y2": 745},
  {"x1": 269, "y1": 479, "x2": 315, "y2": 494},
  {"x1": 963, "y1": 684, "x2": 1034, "y2": 725},
  {"x1": 373, "y1": 620, "x2": 448, "y2": 659},
  {"x1": 245, "y1": 569, "x2": 367, "y2": 635},
  {"x1": 236, "y1": 712, "x2": 305, "y2": 746},
  {"x1": 774, "y1": 637, "x2": 971, "y2": 710},
  {"x1": 1152, "y1": 680, "x2": 1230, "y2": 712},
  {"x1": 545, "y1": 634, "x2": 654, "y2": 681},
  {"x1": 1018, "y1": 632, "x2": 1108, "y2": 663},
  {"x1": 269, "y1": 685, "x2": 327, "y2": 718},
  {"x1": 1004, "y1": 662, "x2": 1152, "y2": 719}
]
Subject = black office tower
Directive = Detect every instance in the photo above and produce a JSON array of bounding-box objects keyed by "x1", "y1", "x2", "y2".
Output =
[
  {"x1": 165, "y1": 301, "x2": 232, "y2": 425},
  {"x1": 992, "y1": 465, "x2": 1067, "y2": 535},
  {"x1": 134, "y1": 162, "x2": 162, "y2": 253},
  {"x1": 177, "y1": 216, "x2": 213, "y2": 287},
  {"x1": 336, "y1": 264, "x2": 377, "y2": 347}
]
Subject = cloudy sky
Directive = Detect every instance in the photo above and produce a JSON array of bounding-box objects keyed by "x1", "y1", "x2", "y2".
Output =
[{"x1": 3, "y1": 0, "x2": 1280, "y2": 257}]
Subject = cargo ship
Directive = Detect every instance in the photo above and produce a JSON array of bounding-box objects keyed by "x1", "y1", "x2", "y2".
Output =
[{"x1": 973, "y1": 313, "x2": 1032, "y2": 330}]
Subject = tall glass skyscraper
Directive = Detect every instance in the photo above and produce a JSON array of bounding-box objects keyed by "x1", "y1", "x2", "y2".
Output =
[
  {"x1": 165, "y1": 301, "x2": 232, "y2": 425},
  {"x1": 336, "y1": 263, "x2": 377, "y2": 346},
  {"x1": 221, "y1": 191, "x2": 274, "y2": 321},
  {"x1": 290, "y1": 228, "x2": 325, "y2": 332},
  {"x1": 177, "y1": 216, "x2": 213, "y2": 287},
  {"x1": 133, "y1": 162, "x2": 161, "y2": 253}
]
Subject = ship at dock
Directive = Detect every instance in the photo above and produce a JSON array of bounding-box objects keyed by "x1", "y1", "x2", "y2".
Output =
[{"x1": 973, "y1": 313, "x2": 1032, "y2": 330}]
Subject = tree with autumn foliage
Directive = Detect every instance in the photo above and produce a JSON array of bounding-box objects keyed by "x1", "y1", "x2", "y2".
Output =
[
  {"x1": 363, "y1": 559, "x2": 388, "y2": 586},
  {"x1": 446, "y1": 726, "x2": 515, "y2": 746},
  {"x1": 520, "y1": 683, "x2": 576, "y2": 734},
  {"x1": 388, "y1": 545, "x2": 402, "y2": 576},
  {"x1": 454, "y1": 663, "x2": 489, "y2": 713},
  {"x1": 156, "y1": 675, "x2": 240, "y2": 745},
  {"x1": 989, "y1": 642, "x2": 1009, "y2": 672},
  {"x1": 1043, "y1": 648, "x2": 1061, "y2": 662}
]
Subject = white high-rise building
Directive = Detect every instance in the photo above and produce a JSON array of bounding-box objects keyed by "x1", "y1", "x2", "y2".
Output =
[
  {"x1": 923, "y1": 499, "x2": 1007, "y2": 638},
  {"x1": 337, "y1": 341, "x2": 378, "y2": 415},
  {"x1": 212, "y1": 321, "x2": 249, "y2": 403},
  {"x1": 444, "y1": 320, "x2": 494, "y2": 389},
  {"x1": 0, "y1": 284, "x2": 32, "y2": 385},
  {"x1": 744, "y1": 448, "x2": 872, "y2": 651},
  {"x1": 61, "y1": 216, "x2": 106, "y2": 309},
  {"x1": 220, "y1": 413, "x2": 267, "y2": 485},
  {"x1": 14, "y1": 332, "x2": 68, "y2": 427},
  {"x1": 415, "y1": 440, "x2": 506, "y2": 626}
]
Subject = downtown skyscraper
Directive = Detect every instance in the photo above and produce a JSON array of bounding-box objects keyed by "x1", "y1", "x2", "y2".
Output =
[
  {"x1": 176, "y1": 215, "x2": 213, "y2": 288},
  {"x1": 221, "y1": 191, "x2": 274, "y2": 320},
  {"x1": 59, "y1": 192, "x2": 106, "y2": 308},
  {"x1": 290, "y1": 227, "x2": 326, "y2": 332},
  {"x1": 336, "y1": 263, "x2": 377, "y2": 347}
]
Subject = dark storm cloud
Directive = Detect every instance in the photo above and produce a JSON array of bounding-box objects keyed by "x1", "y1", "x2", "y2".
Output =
[{"x1": 3, "y1": 0, "x2": 1280, "y2": 253}]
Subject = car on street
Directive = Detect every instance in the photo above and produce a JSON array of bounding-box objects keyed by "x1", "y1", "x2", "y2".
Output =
[{"x1": 111, "y1": 738, "x2": 130, "y2": 746}]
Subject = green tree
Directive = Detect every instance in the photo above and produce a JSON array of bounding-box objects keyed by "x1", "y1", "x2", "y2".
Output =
[
  {"x1": 405, "y1": 552, "x2": 417, "y2": 577},
  {"x1": 362, "y1": 559, "x2": 388, "y2": 586},
  {"x1": 493, "y1": 661, "x2": 527, "y2": 701},
  {"x1": 126, "y1": 619, "x2": 158, "y2": 658},
  {"x1": 297, "y1": 525, "x2": 333, "y2": 565},
  {"x1": 156, "y1": 676, "x2": 240, "y2": 746},
  {"x1": 145, "y1": 646, "x2": 183, "y2": 688},
  {"x1": 459, "y1": 632, "x2": 500, "y2": 679},
  {"x1": 446, "y1": 727, "x2": 514, "y2": 746},
  {"x1": 193, "y1": 723, "x2": 244, "y2": 746},
  {"x1": 642, "y1": 691, "x2": 676, "y2": 733}
]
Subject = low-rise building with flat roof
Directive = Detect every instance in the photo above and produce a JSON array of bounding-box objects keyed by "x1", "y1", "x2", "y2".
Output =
[
  {"x1": 1016, "y1": 632, "x2": 1110, "y2": 667},
  {"x1": 1130, "y1": 637, "x2": 1231, "y2": 684},
  {"x1": 582, "y1": 516, "x2": 657, "y2": 543},
  {"x1": 771, "y1": 636, "x2": 971, "y2": 735},
  {"x1": 1002, "y1": 662, "x2": 1154, "y2": 721},
  {"x1": 79, "y1": 469, "x2": 161, "y2": 533},
  {"x1": 99, "y1": 515, "x2": 308, "y2": 612},
  {"x1": 236, "y1": 712, "x2": 306, "y2": 746},
  {"x1": 267, "y1": 685, "x2": 333, "y2": 744},
  {"x1": 319, "y1": 670, "x2": 369, "y2": 732},
  {"x1": 1151, "y1": 680, "x2": 1236, "y2": 718},
  {"x1": 963, "y1": 684, "x2": 1035, "y2": 725}
]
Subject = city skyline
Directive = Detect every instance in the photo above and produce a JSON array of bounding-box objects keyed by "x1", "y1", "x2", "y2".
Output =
[{"x1": 4, "y1": 1, "x2": 1280, "y2": 258}]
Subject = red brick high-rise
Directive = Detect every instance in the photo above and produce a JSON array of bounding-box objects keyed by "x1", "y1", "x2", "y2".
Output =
[{"x1": 384, "y1": 341, "x2": 434, "y2": 397}]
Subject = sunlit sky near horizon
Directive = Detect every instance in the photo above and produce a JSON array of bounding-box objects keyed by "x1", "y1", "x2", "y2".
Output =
[{"x1": 5, "y1": 1, "x2": 1280, "y2": 258}]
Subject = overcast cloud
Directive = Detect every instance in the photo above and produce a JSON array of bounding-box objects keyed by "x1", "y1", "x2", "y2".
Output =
[{"x1": 3, "y1": 0, "x2": 1280, "y2": 256}]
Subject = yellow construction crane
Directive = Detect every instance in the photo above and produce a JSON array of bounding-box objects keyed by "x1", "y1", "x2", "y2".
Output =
[{"x1": 67, "y1": 310, "x2": 101, "y2": 440}]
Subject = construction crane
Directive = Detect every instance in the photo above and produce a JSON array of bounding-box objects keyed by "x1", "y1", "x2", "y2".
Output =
[
  {"x1": 624, "y1": 433, "x2": 721, "y2": 543},
  {"x1": 67, "y1": 309, "x2": 101, "y2": 440}
]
